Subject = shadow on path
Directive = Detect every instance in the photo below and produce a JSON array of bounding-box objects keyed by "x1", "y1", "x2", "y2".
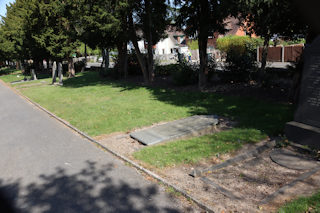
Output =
[{"x1": 0, "y1": 161, "x2": 180, "y2": 213}]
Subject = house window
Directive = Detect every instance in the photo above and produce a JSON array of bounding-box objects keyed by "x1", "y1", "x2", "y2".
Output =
[
  {"x1": 163, "y1": 49, "x2": 165, "y2": 54},
  {"x1": 171, "y1": 49, "x2": 173, "y2": 54}
]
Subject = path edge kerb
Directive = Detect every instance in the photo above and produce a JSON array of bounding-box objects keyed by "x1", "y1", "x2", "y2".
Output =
[{"x1": 0, "y1": 80, "x2": 215, "y2": 213}]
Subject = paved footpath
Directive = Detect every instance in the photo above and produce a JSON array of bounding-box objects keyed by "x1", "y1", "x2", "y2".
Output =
[{"x1": 0, "y1": 82, "x2": 184, "y2": 213}]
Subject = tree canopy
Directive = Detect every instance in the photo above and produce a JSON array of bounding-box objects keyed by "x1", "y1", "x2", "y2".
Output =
[{"x1": 0, "y1": 0, "x2": 314, "y2": 88}]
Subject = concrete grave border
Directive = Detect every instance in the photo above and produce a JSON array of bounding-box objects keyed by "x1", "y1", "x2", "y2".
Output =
[{"x1": 190, "y1": 139, "x2": 275, "y2": 177}]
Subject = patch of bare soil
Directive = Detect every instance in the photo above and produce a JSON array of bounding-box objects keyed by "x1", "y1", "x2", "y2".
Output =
[{"x1": 95, "y1": 122, "x2": 320, "y2": 212}]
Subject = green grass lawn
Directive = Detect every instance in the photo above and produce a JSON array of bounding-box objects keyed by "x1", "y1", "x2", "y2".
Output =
[
  {"x1": 0, "y1": 68, "x2": 25, "y2": 82},
  {"x1": 0, "y1": 67, "x2": 51, "y2": 83},
  {"x1": 1, "y1": 70, "x2": 294, "y2": 166},
  {"x1": 134, "y1": 128, "x2": 266, "y2": 167},
  {"x1": 278, "y1": 191, "x2": 320, "y2": 213}
]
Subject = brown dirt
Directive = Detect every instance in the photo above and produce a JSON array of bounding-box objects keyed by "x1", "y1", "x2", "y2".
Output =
[{"x1": 95, "y1": 122, "x2": 320, "y2": 212}]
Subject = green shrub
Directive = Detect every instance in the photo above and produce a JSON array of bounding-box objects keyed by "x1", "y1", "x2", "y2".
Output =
[
  {"x1": 99, "y1": 67, "x2": 117, "y2": 78},
  {"x1": 113, "y1": 52, "x2": 143, "y2": 77},
  {"x1": 216, "y1": 35, "x2": 263, "y2": 53},
  {"x1": 155, "y1": 64, "x2": 180, "y2": 76},
  {"x1": 164, "y1": 57, "x2": 216, "y2": 86},
  {"x1": 172, "y1": 62, "x2": 198, "y2": 86},
  {"x1": 217, "y1": 36, "x2": 261, "y2": 77},
  {"x1": 74, "y1": 60, "x2": 85, "y2": 73},
  {"x1": 187, "y1": 39, "x2": 199, "y2": 50},
  {"x1": 127, "y1": 53, "x2": 142, "y2": 76}
]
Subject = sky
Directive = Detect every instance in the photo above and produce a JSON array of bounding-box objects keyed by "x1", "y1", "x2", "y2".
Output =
[{"x1": 0, "y1": 0, "x2": 14, "y2": 18}]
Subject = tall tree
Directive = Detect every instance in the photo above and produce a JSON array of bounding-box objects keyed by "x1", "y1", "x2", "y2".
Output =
[
  {"x1": 34, "y1": 0, "x2": 80, "y2": 77},
  {"x1": 129, "y1": 0, "x2": 169, "y2": 84},
  {"x1": 0, "y1": 0, "x2": 28, "y2": 64},
  {"x1": 76, "y1": 0, "x2": 130, "y2": 78},
  {"x1": 1, "y1": 0, "x2": 80, "y2": 77},
  {"x1": 175, "y1": 0, "x2": 236, "y2": 90}
]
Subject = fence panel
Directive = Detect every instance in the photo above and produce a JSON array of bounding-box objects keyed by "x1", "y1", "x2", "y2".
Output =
[
  {"x1": 284, "y1": 45, "x2": 304, "y2": 62},
  {"x1": 258, "y1": 46, "x2": 282, "y2": 62},
  {"x1": 258, "y1": 45, "x2": 304, "y2": 62}
]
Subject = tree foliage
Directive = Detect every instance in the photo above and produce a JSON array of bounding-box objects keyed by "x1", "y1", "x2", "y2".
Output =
[
  {"x1": 175, "y1": 0, "x2": 237, "y2": 89},
  {"x1": 129, "y1": 0, "x2": 170, "y2": 83},
  {"x1": 238, "y1": 0, "x2": 308, "y2": 79}
]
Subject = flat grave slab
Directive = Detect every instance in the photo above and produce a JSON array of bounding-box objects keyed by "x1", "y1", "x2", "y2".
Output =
[{"x1": 130, "y1": 115, "x2": 219, "y2": 146}]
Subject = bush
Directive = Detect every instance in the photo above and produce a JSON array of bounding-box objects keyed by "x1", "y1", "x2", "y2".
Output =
[
  {"x1": 127, "y1": 53, "x2": 142, "y2": 76},
  {"x1": 99, "y1": 67, "x2": 118, "y2": 78},
  {"x1": 187, "y1": 39, "x2": 199, "y2": 50},
  {"x1": 216, "y1": 36, "x2": 261, "y2": 81},
  {"x1": 172, "y1": 62, "x2": 198, "y2": 86},
  {"x1": 216, "y1": 35, "x2": 263, "y2": 53},
  {"x1": 113, "y1": 52, "x2": 143, "y2": 77},
  {"x1": 155, "y1": 64, "x2": 180, "y2": 76},
  {"x1": 74, "y1": 60, "x2": 85, "y2": 73}
]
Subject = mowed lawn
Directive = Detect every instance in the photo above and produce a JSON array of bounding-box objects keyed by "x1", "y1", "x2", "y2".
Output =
[
  {"x1": 1, "y1": 70, "x2": 294, "y2": 166},
  {"x1": 0, "y1": 68, "x2": 25, "y2": 82},
  {"x1": 9, "y1": 71, "x2": 293, "y2": 137}
]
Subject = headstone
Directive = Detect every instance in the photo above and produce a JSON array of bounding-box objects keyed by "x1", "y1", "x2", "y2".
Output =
[
  {"x1": 52, "y1": 61, "x2": 57, "y2": 84},
  {"x1": 58, "y1": 62, "x2": 63, "y2": 85},
  {"x1": 130, "y1": 115, "x2": 218, "y2": 146},
  {"x1": 30, "y1": 69, "x2": 37, "y2": 80},
  {"x1": 285, "y1": 36, "x2": 320, "y2": 149}
]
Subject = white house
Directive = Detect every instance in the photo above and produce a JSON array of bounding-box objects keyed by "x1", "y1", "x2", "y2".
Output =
[
  {"x1": 128, "y1": 27, "x2": 189, "y2": 57},
  {"x1": 155, "y1": 27, "x2": 189, "y2": 55}
]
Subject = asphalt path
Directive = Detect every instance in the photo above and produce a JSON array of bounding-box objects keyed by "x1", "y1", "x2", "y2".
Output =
[{"x1": 0, "y1": 81, "x2": 183, "y2": 213}]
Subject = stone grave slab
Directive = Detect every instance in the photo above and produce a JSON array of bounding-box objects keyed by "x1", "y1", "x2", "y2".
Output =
[
  {"x1": 130, "y1": 115, "x2": 218, "y2": 146},
  {"x1": 270, "y1": 148, "x2": 320, "y2": 170}
]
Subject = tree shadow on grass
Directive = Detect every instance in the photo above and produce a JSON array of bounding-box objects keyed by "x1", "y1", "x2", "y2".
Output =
[
  {"x1": 62, "y1": 71, "x2": 293, "y2": 136},
  {"x1": 0, "y1": 161, "x2": 180, "y2": 213}
]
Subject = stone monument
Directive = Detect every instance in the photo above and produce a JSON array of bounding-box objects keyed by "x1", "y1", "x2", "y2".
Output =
[
  {"x1": 285, "y1": 36, "x2": 320, "y2": 149},
  {"x1": 51, "y1": 61, "x2": 63, "y2": 85}
]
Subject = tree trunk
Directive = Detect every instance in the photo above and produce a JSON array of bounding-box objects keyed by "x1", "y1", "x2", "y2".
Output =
[
  {"x1": 52, "y1": 61, "x2": 57, "y2": 84},
  {"x1": 129, "y1": 13, "x2": 149, "y2": 84},
  {"x1": 83, "y1": 43, "x2": 87, "y2": 72},
  {"x1": 198, "y1": 35, "x2": 208, "y2": 90},
  {"x1": 34, "y1": 59, "x2": 41, "y2": 73},
  {"x1": 198, "y1": 0, "x2": 210, "y2": 90},
  {"x1": 68, "y1": 58, "x2": 75, "y2": 77},
  {"x1": 85, "y1": 43, "x2": 87, "y2": 64},
  {"x1": 117, "y1": 41, "x2": 128, "y2": 78},
  {"x1": 100, "y1": 49, "x2": 105, "y2": 69},
  {"x1": 104, "y1": 49, "x2": 109, "y2": 69},
  {"x1": 124, "y1": 53, "x2": 128, "y2": 79},
  {"x1": 259, "y1": 35, "x2": 270, "y2": 82},
  {"x1": 16, "y1": 61, "x2": 21, "y2": 70},
  {"x1": 145, "y1": 0, "x2": 154, "y2": 82}
]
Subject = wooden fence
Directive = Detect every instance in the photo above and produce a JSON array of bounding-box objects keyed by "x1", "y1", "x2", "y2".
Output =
[{"x1": 257, "y1": 44, "x2": 304, "y2": 62}]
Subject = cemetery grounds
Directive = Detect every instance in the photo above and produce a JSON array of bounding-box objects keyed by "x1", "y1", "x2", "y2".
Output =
[{"x1": 1, "y1": 68, "x2": 320, "y2": 212}]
